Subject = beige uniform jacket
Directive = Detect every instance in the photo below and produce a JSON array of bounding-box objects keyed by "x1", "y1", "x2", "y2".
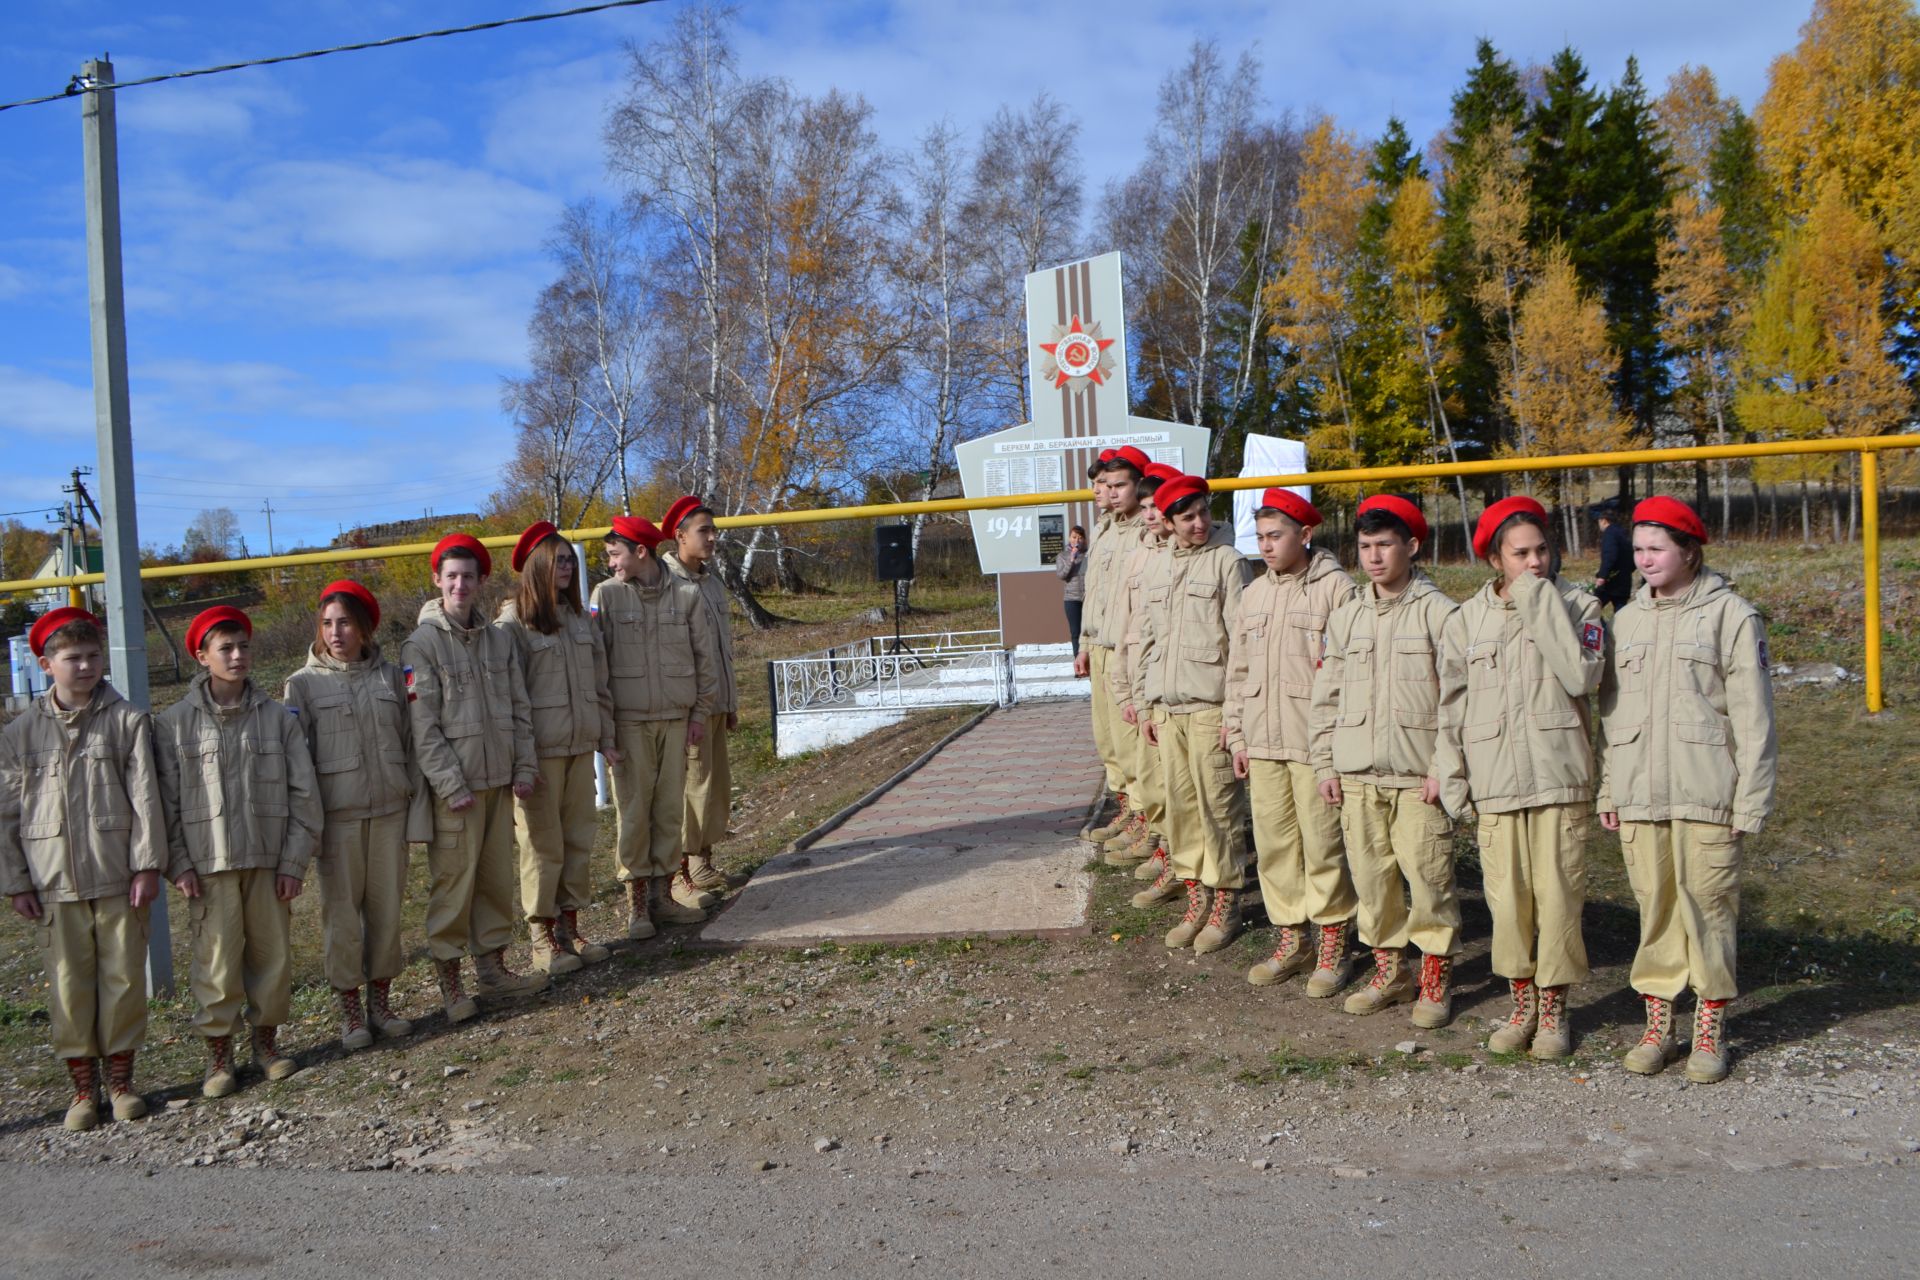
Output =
[
  {"x1": 154, "y1": 676, "x2": 323, "y2": 882},
  {"x1": 1107, "y1": 532, "x2": 1169, "y2": 706},
  {"x1": 1225, "y1": 548, "x2": 1359, "y2": 762},
  {"x1": 661, "y1": 551, "x2": 737, "y2": 717},
  {"x1": 496, "y1": 602, "x2": 615, "y2": 759},
  {"x1": 1597, "y1": 571, "x2": 1777, "y2": 832},
  {"x1": 1309, "y1": 571, "x2": 1457, "y2": 787},
  {"x1": 402, "y1": 599, "x2": 536, "y2": 802},
  {"x1": 282, "y1": 643, "x2": 413, "y2": 821},
  {"x1": 590, "y1": 571, "x2": 719, "y2": 723},
  {"x1": 1433, "y1": 572, "x2": 1604, "y2": 819},
  {"x1": 1079, "y1": 510, "x2": 1148, "y2": 655},
  {"x1": 1133, "y1": 525, "x2": 1254, "y2": 714},
  {"x1": 0, "y1": 684, "x2": 166, "y2": 904}
]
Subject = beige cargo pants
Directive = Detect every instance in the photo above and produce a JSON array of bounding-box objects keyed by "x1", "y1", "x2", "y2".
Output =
[
  {"x1": 42, "y1": 896, "x2": 149, "y2": 1060},
  {"x1": 189, "y1": 868, "x2": 292, "y2": 1038},
  {"x1": 1249, "y1": 758, "x2": 1354, "y2": 927},
  {"x1": 1159, "y1": 707, "x2": 1250, "y2": 889},
  {"x1": 514, "y1": 752, "x2": 598, "y2": 920},
  {"x1": 1340, "y1": 781, "x2": 1459, "y2": 956},
  {"x1": 682, "y1": 715, "x2": 731, "y2": 853},
  {"x1": 612, "y1": 719, "x2": 688, "y2": 881},
  {"x1": 425, "y1": 786, "x2": 517, "y2": 962},
  {"x1": 1087, "y1": 647, "x2": 1124, "y2": 793},
  {"x1": 1620, "y1": 819, "x2": 1740, "y2": 1001},
  {"x1": 1478, "y1": 803, "x2": 1591, "y2": 987},
  {"x1": 315, "y1": 809, "x2": 409, "y2": 991}
]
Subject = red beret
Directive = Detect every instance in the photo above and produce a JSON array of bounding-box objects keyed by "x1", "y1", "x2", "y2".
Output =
[
  {"x1": 512, "y1": 520, "x2": 562, "y2": 572},
  {"x1": 319, "y1": 579, "x2": 380, "y2": 631},
  {"x1": 1097, "y1": 448, "x2": 1117, "y2": 462},
  {"x1": 1110, "y1": 445, "x2": 1151, "y2": 473},
  {"x1": 28, "y1": 607, "x2": 101, "y2": 658},
  {"x1": 432, "y1": 532, "x2": 492, "y2": 577},
  {"x1": 1633, "y1": 495, "x2": 1708, "y2": 544},
  {"x1": 1473, "y1": 496, "x2": 1548, "y2": 559},
  {"x1": 1358, "y1": 494, "x2": 1430, "y2": 544},
  {"x1": 609, "y1": 515, "x2": 666, "y2": 550},
  {"x1": 1142, "y1": 462, "x2": 1182, "y2": 483},
  {"x1": 660, "y1": 495, "x2": 706, "y2": 541},
  {"x1": 187, "y1": 606, "x2": 251, "y2": 656},
  {"x1": 1258, "y1": 488, "x2": 1322, "y2": 529},
  {"x1": 1153, "y1": 474, "x2": 1210, "y2": 514}
]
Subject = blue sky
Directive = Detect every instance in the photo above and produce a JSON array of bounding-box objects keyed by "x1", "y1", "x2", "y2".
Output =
[{"x1": 1, "y1": 0, "x2": 1815, "y2": 555}]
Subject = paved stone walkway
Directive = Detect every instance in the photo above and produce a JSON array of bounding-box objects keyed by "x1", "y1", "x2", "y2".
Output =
[{"x1": 701, "y1": 701, "x2": 1102, "y2": 946}]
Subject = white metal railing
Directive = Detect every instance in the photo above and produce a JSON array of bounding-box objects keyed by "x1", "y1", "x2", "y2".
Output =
[{"x1": 770, "y1": 634, "x2": 1013, "y2": 717}]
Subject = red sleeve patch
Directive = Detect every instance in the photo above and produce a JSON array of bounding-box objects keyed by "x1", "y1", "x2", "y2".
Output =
[{"x1": 1582, "y1": 622, "x2": 1603, "y2": 653}]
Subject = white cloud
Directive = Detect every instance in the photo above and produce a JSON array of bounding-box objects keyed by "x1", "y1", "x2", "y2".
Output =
[
  {"x1": 0, "y1": 365, "x2": 93, "y2": 440},
  {"x1": 482, "y1": 50, "x2": 627, "y2": 192}
]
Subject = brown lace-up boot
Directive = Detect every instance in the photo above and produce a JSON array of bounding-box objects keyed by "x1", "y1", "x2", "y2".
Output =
[
  {"x1": 1342, "y1": 948, "x2": 1415, "y2": 1015},
  {"x1": 368, "y1": 979, "x2": 414, "y2": 1038},
  {"x1": 1304, "y1": 921, "x2": 1355, "y2": 998},
  {"x1": 530, "y1": 918, "x2": 583, "y2": 975},
  {"x1": 1087, "y1": 794, "x2": 1130, "y2": 842},
  {"x1": 1487, "y1": 978, "x2": 1539, "y2": 1054},
  {"x1": 474, "y1": 948, "x2": 551, "y2": 998},
  {"x1": 1193, "y1": 886, "x2": 1244, "y2": 954},
  {"x1": 1622, "y1": 994, "x2": 1679, "y2": 1075},
  {"x1": 202, "y1": 1036, "x2": 237, "y2": 1098},
  {"x1": 1529, "y1": 985, "x2": 1571, "y2": 1059},
  {"x1": 336, "y1": 987, "x2": 373, "y2": 1051},
  {"x1": 251, "y1": 1025, "x2": 298, "y2": 1082},
  {"x1": 1165, "y1": 881, "x2": 1213, "y2": 950},
  {"x1": 1409, "y1": 953, "x2": 1454, "y2": 1029},
  {"x1": 63, "y1": 1058, "x2": 101, "y2": 1131},
  {"x1": 436, "y1": 958, "x2": 479, "y2": 1024},
  {"x1": 626, "y1": 878, "x2": 657, "y2": 940},
  {"x1": 559, "y1": 909, "x2": 611, "y2": 964},
  {"x1": 106, "y1": 1051, "x2": 146, "y2": 1122},
  {"x1": 1247, "y1": 925, "x2": 1311, "y2": 986},
  {"x1": 1685, "y1": 998, "x2": 1731, "y2": 1083}
]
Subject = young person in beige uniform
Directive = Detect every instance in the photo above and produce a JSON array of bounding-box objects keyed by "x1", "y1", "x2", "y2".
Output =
[
  {"x1": 659, "y1": 496, "x2": 741, "y2": 908},
  {"x1": 1226, "y1": 489, "x2": 1361, "y2": 997},
  {"x1": 156, "y1": 607, "x2": 323, "y2": 1096},
  {"x1": 1133, "y1": 474, "x2": 1255, "y2": 953},
  {"x1": 591, "y1": 515, "x2": 719, "y2": 937},
  {"x1": 2, "y1": 609, "x2": 166, "y2": 1130},
  {"x1": 1599, "y1": 496, "x2": 1776, "y2": 1083},
  {"x1": 1309, "y1": 496, "x2": 1461, "y2": 1025},
  {"x1": 403, "y1": 534, "x2": 546, "y2": 1024},
  {"x1": 1435, "y1": 498, "x2": 1603, "y2": 1052},
  {"x1": 1110, "y1": 463, "x2": 1179, "y2": 882},
  {"x1": 283, "y1": 580, "x2": 416, "y2": 1052},
  {"x1": 1075, "y1": 447, "x2": 1151, "y2": 845},
  {"x1": 498, "y1": 521, "x2": 617, "y2": 976}
]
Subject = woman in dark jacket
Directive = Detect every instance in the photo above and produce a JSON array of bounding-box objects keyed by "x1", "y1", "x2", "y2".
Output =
[{"x1": 1057, "y1": 526, "x2": 1088, "y2": 650}]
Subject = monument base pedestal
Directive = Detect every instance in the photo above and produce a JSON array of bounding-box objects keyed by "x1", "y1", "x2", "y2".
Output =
[{"x1": 999, "y1": 571, "x2": 1068, "y2": 648}]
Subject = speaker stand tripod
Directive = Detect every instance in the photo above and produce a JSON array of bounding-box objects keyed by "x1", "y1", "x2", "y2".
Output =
[{"x1": 882, "y1": 579, "x2": 921, "y2": 669}]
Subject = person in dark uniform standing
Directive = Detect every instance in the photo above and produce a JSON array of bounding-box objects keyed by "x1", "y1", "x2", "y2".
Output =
[{"x1": 1591, "y1": 501, "x2": 1633, "y2": 611}]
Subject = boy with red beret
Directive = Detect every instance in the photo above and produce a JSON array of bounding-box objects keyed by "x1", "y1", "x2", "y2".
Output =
[
  {"x1": 403, "y1": 533, "x2": 545, "y2": 1023},
  {"x1": 155, "y1": 606, "x2": 323, "y2": 1095},
  {"x1": 659, "y1": 497, "x2": 740, "y2": 907},
  {"x1": 1309, "y1": 496, "x2": 1461, "y2": 1025},
  {"x1": 1107, "y1": 462, "x2": 1177, "y2": 874},
  {"x1": 1077, "y1": 446, "x2": 1152, "y2": 846},
  {"x1": 591, "y1": 515, "x2": 719, "y2": 937},
  {"x1": 1435, "y1": 497, "x2": 1603, "y2": 1051},
  {"x1": 1599, "y1": 496, "x2": 1775, "y2": 1083},
  {"x1": 1226, "y1": 489, "x2": 1360, "y2": 996},
  {"x1": 1132, "y1": 473, "x2": 1256, "y2": 953},
  {"x1": 2, "y1": 609, "x2": 166, "y2": 1129}
]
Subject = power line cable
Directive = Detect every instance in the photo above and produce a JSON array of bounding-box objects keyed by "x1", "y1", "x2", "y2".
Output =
[{"x1": 0, "y1": 0, "x2": 666, "y2": 114}]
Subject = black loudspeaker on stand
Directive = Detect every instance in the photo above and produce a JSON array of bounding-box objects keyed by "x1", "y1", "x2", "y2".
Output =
[{"x1": 874, "y1": 525, "x2": 918, "y2": 664}]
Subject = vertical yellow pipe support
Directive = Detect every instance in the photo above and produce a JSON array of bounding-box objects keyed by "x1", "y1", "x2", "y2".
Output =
[{"x1": 1862, "y1": 448, "x2": 1883, "y2": 714}]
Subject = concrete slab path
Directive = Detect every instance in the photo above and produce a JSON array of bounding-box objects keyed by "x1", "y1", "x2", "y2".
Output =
[{"x1": 701, "y1": 701, "x2": 1102, "y2": 946}]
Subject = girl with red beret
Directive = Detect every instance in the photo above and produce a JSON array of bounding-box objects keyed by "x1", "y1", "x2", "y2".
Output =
[
  {"x1": 498, "y1": 523, "x2": 617, "y2": 976},
  {"x1": 1435, "y1": 498, "x2": 1604, "y2": 1054},
  {"x1": 1598, "y1": 496, "x2": 1776, "y2": 1083},
  {"x1": 283, "y1": 580, "x2": 417, "y2": 1050}
]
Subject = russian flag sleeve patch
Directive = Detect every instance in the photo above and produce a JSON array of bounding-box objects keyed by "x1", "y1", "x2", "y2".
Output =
[{"x1": 1582, "y1": 622, "x2": 1603, "y2": 653}]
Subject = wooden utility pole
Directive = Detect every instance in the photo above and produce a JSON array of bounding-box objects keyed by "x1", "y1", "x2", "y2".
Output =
[{"x1": 81, "y1": 56, "x2": 173, "y2": 996}]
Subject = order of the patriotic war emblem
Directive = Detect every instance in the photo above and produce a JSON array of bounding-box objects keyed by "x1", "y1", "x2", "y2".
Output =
[{"x1": 1037, "y1": 314, "x2": 1117, "y2": 392}]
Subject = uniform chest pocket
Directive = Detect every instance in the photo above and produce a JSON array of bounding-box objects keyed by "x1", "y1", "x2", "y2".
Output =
[
  {"x1": 179, "y1": 739, "x2": 224, "y2": 820},
  {"x1": 661, "y1": 619, "x2": 696, "y2": 677},
  {"x1": 19, "y1": 749, "x2": 64, "y2": 838},
  {"x1": 1285, "y1": 610, "x2": 1326, "y2": 660},
  {"x1": 1394, "y1": 635, "x2": 1436, "y2": 682},
  {"x1": 1343, "y1": 637, "x2": 1375, "y2": 670},
  {"x1": 1675, "y1": 643, "x2": 1723, "y2": 696},
  {"x1": 1616, "y1": 643, "x2": 1651, "y2": 692},
  {"x1": 524, "y1": 633, "x2": 570, "y2": 708},
  {"x1": 81, "y1": 741, "x2": 133, "y2": 827},
  {"x1": 245, "y1": 732, "x2": 285, "y2": 786},
  {"x1": 1241, "y1": 611, "x2": 1270, "y2": 643},
  {"x1": 1467, "y1": 641, "x2": 1501, "y2": 688}
]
